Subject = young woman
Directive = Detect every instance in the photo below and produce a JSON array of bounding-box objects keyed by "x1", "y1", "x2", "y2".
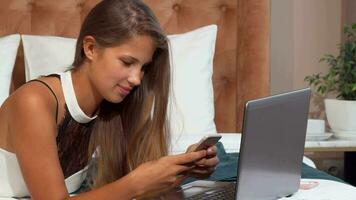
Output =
[{"x1": 0, "y1": 0, "x2": 218, "y2": 199}]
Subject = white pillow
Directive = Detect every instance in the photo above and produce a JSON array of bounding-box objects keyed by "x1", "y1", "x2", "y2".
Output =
[
  {"x1": 21, "y1": 25, "x2": 218, "y2": 151},
  {"x1": 167, "y1": 25, "x2": 218, "y2": 151},
  {"x1": 0, "y1": 34, "x2": 21, "y2": 106},
  {"x1": 22, "y1": 35, "x2": 75, "y2": 81}
]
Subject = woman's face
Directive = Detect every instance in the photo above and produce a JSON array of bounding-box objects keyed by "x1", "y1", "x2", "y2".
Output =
[{"x1": 88, "y1": 35, "x2": 156, "y2": 103}]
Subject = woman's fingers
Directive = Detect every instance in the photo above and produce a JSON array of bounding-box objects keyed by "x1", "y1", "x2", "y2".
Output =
[
  {"x1": 207, "y1": 145, "x2": 218, "y2": 156},
  {"x1": 170, "y1": 150, "x2": 207, "y2": 165},
  {"x1": 174, "y1": 163, "x2": 195, "y2": 174},
  {"x1": 195, "y1": 156, "x2": 219, "y2": 167},
  {"x1": 187, "y1": 167, "x2": 215, "y2": 179},
  {"x1": 190, "y1": 166, "x2": 215, "y2": 173},
  {"x1": 186, "y1": 154, "x2": 219, "y2": 179}
]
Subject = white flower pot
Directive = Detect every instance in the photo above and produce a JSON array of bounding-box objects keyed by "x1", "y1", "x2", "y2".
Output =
[{"x1": 325, "y1": 99, "x2": 356, "y2": 139}]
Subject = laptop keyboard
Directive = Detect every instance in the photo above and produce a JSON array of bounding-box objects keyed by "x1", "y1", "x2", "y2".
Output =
[{"x1": 186, "y1": 183, "x2": 235, "y2": 200}]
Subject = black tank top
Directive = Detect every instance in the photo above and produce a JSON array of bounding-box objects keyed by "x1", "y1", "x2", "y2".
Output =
[{"x1": 28, "y1": 75, "x2": 94, "y2": 178}]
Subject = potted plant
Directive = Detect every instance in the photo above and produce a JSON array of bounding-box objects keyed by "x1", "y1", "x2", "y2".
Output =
[{"x1": 305, "y1": 24, "x2": 356, "y2": 139}]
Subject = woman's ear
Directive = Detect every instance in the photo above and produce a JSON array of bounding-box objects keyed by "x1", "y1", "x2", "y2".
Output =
[{"x1": 83, "y1": 36, "x2": 97, "y2": 61}]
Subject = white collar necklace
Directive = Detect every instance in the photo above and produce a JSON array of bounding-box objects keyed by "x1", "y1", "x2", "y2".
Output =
[{"x1": 60, "y1": 70, "x2": 97, "y2": 123}]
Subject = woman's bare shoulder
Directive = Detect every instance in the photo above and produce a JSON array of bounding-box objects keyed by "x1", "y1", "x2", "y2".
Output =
[
  {"x1": 5, "y1": 79, "x2": 61, "y2": 145},
  {"x1": 7, "y1": 82, "x2": 52, "y2": 112},
  {"x1": 7, "y1": 77, "x2": 61, "y2": 116}
]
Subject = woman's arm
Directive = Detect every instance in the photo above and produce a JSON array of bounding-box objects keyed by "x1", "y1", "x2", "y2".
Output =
[{"x1": 9, "y1": 84, "x2": 71, "y2": 199}]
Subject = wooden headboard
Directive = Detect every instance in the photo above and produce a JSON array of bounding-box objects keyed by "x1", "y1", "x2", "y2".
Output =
[{"x1": 0, "y1": 0, "x2": 270, "y2": 132}]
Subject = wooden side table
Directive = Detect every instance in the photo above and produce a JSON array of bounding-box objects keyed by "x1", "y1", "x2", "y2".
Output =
[{"x1": 305, "y1": 138, "x2": 356, "y2": 152}]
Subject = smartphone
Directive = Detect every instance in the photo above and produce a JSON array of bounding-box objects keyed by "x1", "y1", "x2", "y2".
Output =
[{"x1": 190, "y1": 135, "x2": 222, "y2": 152}]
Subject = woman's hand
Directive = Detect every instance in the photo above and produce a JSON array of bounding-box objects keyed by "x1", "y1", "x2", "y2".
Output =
[
  {"x1": 185, "y1": 144, "x2": 219, "y2": 179},
  {"x1": 127, "y1": 150, "x2": 207, "y2": 199}
]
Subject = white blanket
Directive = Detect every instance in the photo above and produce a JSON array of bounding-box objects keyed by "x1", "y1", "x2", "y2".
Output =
[{"x1": 279, "y1": 179, "x2": 356, "y2": 200}]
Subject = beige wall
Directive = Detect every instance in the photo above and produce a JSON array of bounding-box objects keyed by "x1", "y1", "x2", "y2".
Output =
[
  {"x1": 343, "y1": 0, "x2": 356, "y2": 25},
  {"x1": 271, "y1": 0, "x2": 342, "y2": 118}
]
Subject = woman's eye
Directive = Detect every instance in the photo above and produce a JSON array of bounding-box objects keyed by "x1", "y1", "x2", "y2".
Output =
[{"x1": 121, "y1": 60, "x2": 132, "y2": 66}]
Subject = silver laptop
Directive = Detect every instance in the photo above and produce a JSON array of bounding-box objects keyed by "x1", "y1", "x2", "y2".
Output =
[{"x1": 164, "y1": 88, "x2": 311, "y2": 200}]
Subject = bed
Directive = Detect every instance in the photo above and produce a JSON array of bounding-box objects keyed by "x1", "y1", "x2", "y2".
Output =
[{"x1": 0, "y1": 0, "x2": 355, "y2": 199}]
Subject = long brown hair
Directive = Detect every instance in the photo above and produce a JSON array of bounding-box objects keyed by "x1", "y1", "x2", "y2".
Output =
[{"x1": 72, "y1": 0, "x2": 170, "y2": 187}]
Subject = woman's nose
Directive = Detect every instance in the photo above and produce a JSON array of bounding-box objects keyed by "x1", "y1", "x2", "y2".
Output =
[{"x1": 128, "y1": 68, "x2": 142, "y2": 86}]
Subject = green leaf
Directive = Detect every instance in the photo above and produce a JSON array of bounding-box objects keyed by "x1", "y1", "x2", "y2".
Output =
[
  {"x1": 344, "y1": 26, "x2": 350, "y2": 34},
  {"x1": 352, "y1": 23, "x2": 356, "y2": 30},
  {"x1": 305, "y1": 23, "x2": 356, "y2": 99}
]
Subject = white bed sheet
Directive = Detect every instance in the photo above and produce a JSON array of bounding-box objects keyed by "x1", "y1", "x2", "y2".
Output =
[{"x1": 279, "y1": 179, "x2": 356, "y2": 200}]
